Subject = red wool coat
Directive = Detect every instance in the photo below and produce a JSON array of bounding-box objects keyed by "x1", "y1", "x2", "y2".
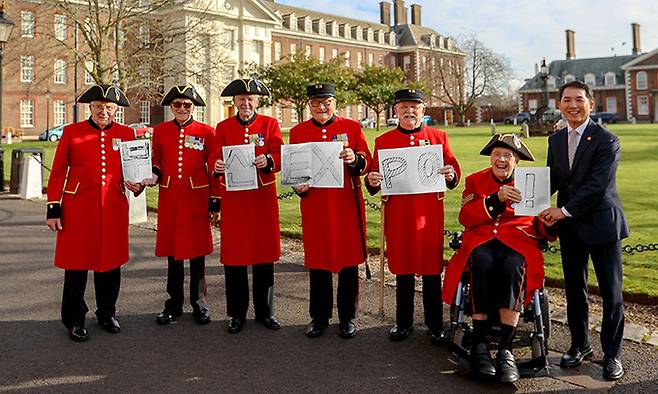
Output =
[
  {"x1": 213, "y1": 115, "x2": 283, "y2": 266},
  {"x1": 289, "y1": 116, "x2": 372, "y2": 272},
  {"x1": 370, "y1": 126, "x2": 461, "y2": 275},
  {"x1": 152, "y1": 119, "x2": 219, "y2": 260},
  {"x1": 47, "y1": 120, "x2": 135, "y2": 272},
  {"x1": 442, "y1": 167, "x2": 553, "y2": 306}
]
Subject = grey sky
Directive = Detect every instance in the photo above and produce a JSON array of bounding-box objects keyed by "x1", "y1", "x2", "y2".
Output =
[{"x1": 276, "y1": 0, "x2": 658, "y2": 79}]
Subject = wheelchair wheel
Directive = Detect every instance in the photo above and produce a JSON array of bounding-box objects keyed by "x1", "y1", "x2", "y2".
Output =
[{"x1": 540, "y1": 289, "x2": 550, "y2": 340}]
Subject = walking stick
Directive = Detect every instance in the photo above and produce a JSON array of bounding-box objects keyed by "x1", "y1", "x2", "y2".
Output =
[{"x1": 378, "y1": 200, "x2": 386, "y2": 317}]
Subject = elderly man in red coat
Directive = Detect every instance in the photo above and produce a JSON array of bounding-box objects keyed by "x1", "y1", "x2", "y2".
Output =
[
  {"x1": 290, "y1": 83, "x2": 372, "y2": 339},
  {"x1": 442, "y1": 134, "x2": 553, "y2": 383},
  {"x1": 143, "y1": 84, "x2": 219, "y2": 326},
  {"x1": 366, "y1": 89, "x2": 460, "y2": 345},
  {"x1": 212, "y1": 77, "x2": 283, "y2": 334},
  {"x1": 46, "y1": 85, "x2": 143, "y2": 342}
]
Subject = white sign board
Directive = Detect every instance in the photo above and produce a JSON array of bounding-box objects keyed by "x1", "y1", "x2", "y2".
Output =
[
  {"x1": 223, "y1": 144, "x2": 258, "y2": 191},
  {"x1": 378, "y1": 145, "x2": 446, "y2": 196},
  {"x1": 281, "y1": 142, "x2": 344, "y2": 188},
  {"x1": 119, "y1": 140, "x2": 152, "y2": 183},
  {"x1": 20, "y1": 155, "x2": 43, "y2": 199},
  {"x1": 513, "y1": 167, "x2": 551, "y2": 216}
]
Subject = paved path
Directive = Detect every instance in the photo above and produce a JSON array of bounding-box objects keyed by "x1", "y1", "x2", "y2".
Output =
[{"x1": 1, "y1": 196, "x2": 657, "y2": 392}]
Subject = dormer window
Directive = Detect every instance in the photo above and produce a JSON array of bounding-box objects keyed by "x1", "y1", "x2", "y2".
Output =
[
  {"x1": 584, "y1": 73, "x2": 596, "y2": 87},
  {"x1": 546, "y1": 76, "x2": 556, "y2": 89},
  {"x1": 604, "y1": 72, "x2": 616, "y2": 86},
  {"x1": 564, "y1": 74, "x2": 575, "y2": 83}
]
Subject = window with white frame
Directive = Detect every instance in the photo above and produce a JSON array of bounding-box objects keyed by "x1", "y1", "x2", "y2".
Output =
[
  {"x1": 250, "y1": 41, "x2": 261, "y2": 65},
  {"x1": 54, "y1": 100, "x2": 66, "y2": 126},
  {"x1": 54, "y1": 14, "x2": 67, "y2": 40},
  {"x1": 291, "y1": 106, "x2": 298, "y2": 123},
  {"x1": 115, "y1": 107, "x2": 125, "y2": 124},
  {"x1": 20, "y1": 56, "x2": 34, "y2": 82},
  {"x1": 222, "y1": 30, "x2": 234, "y2": 51},
  {"x1": 368, "y1": 53, "x2": 374, "y2": 66},
  {"x1": 305, "y1": 20, "x2": 312, "y2": 33},
  {"x1": 548, "y1": 98, "x2": 556, "y2": 109},
  {"x1": 54, "y1": 59, "x2": 66, "y2": 84},
  {"x1": 638, "y1": 95, "x2": 649, "y2": 115},
  {"x1": 195, "y1": 106, "x2": 205, "y2": 123},
  {"x1": 606, "y1": 96, "x2": 617, "y2": 113},
  {"x1": 274, "y1": 42, "x2": 281, "y2": 61},
  {"x1": 319, "y1": 47, "x2": 325, "y2": 64},
  {"x1": 605, "y1": 72, "x2": 616, "y2": 86},
  {"x1": 319, "y1": 21, "x2": 325, "y2": 35},
  {"x1": 275, "y1": 105, "x2": 282, "y2": 123},
  {"x1": 636, "y1": 71, "x2": 648, "y2": 90},
  {"x1": 546, "y1": 76, "x2": 556, "y2": 89},
  {"x1": 358, "y1": 105, "x2": 363, "y2": 119},
  {"x1": 139, "y1": 25, "x2": 150, "y2": 48},
  {"x1": 305, "y1": 45, "x2": 312, "y2": 57},
  {"x1": 357, "y1": 52, "x2": 362, "y2": 69},
  {"x1": 20, "y1": 100, "x2": 34, "y2": 127},
  {"x1": 584, "y1": 73, "x2": 596, "y2": 86},
  {"x1": 403, "y1": 55, "x2": 411, "y2": 71},
  {"x1": 345, "y1": 51, "x2": 350, "y2": 67},
  {"x1": 528, "y1": 99, "x2": 538, "y2": 112},
  {"x1": 564, "y1": 74, "x2": 575, "y2": 83},
  {"x1": 332, "y1": 48, "x2": 338, "y2": 59},
  {"x1": 140, "y1": 101, "x2": 150, "y2": 124},
  {"x1": 390, "y1": 57, "x2": 396, "y2": 67},
  {"x1": 84, "y1": 60, "x2": 95, "y2": 85},
  {"x1": 290, "y1": 43, "x2": 297, "y2": 56},
  {"x1": 21, "y1": 11, "x2": 34, "y2": 38}
]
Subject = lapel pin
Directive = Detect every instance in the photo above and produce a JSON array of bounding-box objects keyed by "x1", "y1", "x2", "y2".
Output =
[{"x1": 587, "y1": 136, "x2": 592, "y2": 141}]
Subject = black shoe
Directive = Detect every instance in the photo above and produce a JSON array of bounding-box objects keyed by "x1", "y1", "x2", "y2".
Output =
[
  {"x1": 156, "y1": 309, "x2": 182, "y2": 325},
  {"x1": 428, "y1": 328, "x2": 448, "y2": 346},
  {"x1": 560, "y1": 344, "x2": 593, "y2": 368},
  {"x1": 68, "y1": 326, "x2": 90, "y2": 342},
  {"x1": 227, "y1": 317, "x2": 245, "y2": 334},
  {"x1": 192, "y1": 308, "x2": 211, "y2": 325},
  {"x1": 255, "y1": 316, "x2": 281, "y2": 330},
  {"x1": 389, "y1": 325, "x2": 413, "y2": 341},
  {"x1": 338, "y1": 320, "x2": 357, "y2": 339},
  {"x1": 305, "y1": 319, "x2": 328, "y2": 338},
  {"x1": 602, "y1": 357, "x2": 624, "y2": 380},
  {"x1": 496, "y1": 349, "x2": 520, "y2": 383},
  {"x1": 471, "y1": 342, "x2": 496, "y2": 377},
  {"x1": 98, "y1": 316, "x2": 121, "y2": 334}
]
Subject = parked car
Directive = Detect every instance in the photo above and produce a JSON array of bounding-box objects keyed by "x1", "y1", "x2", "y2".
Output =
[
  {"x1": 504, "y1": 112, "x2": 531, "y2": 124},
  {"x1": 359, "y1": 117, "x2": 376, "y2": 129},
  {"x1": 540, "y1": 109, "x2": 563, "y2": 123},
  {"x1": 386, "y1": 117, "x2": 399, "y2": 126},
  {"x1": 421, "y1": 115, "x2": 433, "y2": 125},
  {"x1": 590, "y1": 112, "x2": 618, "y2": 124},
  {"x1": 38, "y1": 124, "x2": 68, "y2": 141},
  {"x1": 129, "y1": 123, "x2": 154, "y2": 138}
]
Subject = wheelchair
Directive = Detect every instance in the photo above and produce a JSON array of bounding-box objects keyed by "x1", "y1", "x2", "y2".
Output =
[{"x1": 447, "y1": 232, "x2": 551, "y2": 378}]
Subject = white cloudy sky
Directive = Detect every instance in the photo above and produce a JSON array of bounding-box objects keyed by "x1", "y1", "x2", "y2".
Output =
[{"x1": 276, "y1": 0, "x2": 658, "y2": 79}]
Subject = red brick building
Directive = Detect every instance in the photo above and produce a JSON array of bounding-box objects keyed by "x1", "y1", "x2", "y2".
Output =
[{"x1": 621, "y1": 48, "x2": 658, "y2": 122}]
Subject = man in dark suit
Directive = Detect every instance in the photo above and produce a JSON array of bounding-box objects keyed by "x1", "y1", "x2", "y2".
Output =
[{"x1": 539, "y1": 80, "x2": 628, "y2": 380}]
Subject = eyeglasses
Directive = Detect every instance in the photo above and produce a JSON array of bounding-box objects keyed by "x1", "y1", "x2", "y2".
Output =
[
  {"x1": 172, "y1": 101, "x2": 193, "y2": 109},
  {"x1": 91, "y1": 103, "x2": 118, "y2": 113},
  {"x1": 398, "y1": 104, "x2": 424, "y2": 112},
  {"x1": 309, "y1": 99, "x2": 335, "y2": 108}
]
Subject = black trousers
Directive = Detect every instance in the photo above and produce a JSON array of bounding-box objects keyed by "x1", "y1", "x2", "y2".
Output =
[
  {"x1": 395, "y1": 274, "x2": 442, "y2": 331},
  {"x1": 560, "y1": 224, "x2": 625, "y2": 358},
  {"x1": 164, "y1": 256, "x2": 207, "y2": 314},
  {"x1": 309, "y1": 266, "x2": 358, "y2": 323},
  {"x1": 61, "y1": 267, "x2": 121, "y2": 329},
  {"x1": 224, "y1": 263, "x2": 274, "y2": 320},
  {"x1": 470, "y1": 239, "x2": 525, "y2": 315}
]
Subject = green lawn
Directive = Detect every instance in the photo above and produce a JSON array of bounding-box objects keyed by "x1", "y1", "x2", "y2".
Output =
[{"x1": 4, "y1": 123, "x2": 657, "y2": 297}]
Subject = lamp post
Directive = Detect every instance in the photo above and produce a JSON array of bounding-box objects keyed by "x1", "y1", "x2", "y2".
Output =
[
  {"x1": 0, "y1": 2, "x2": 15, "y2": 141},
  {"x1": 540, "y1": 58, "x2": 549, "y2": 112}
]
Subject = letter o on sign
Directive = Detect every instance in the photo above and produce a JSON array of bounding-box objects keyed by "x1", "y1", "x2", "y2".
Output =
[{"x1": 418, "y1": 152, "x2": 441, "y2": 186}]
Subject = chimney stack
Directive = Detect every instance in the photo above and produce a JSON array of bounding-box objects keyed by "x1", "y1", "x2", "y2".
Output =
[
  {"x1": 632, "y1": 23, "x2": 641, "y2": 55},
  {"x1": 410, "y1": 4, "x2": 422, "y2": 26},
  {"x1": 379, "y1": 2, "x2": 391, "y2": 26},
  {"x1": 393, "y1": 0, "x2": 407, "y2": 26},
  {"x1": 565, "y1": 29, "x2": 576, "y2": 60}
]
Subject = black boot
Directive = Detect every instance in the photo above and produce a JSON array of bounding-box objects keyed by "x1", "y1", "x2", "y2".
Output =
[
  {"x1": 496, "y1": 349, "x2": 520, "y2": 383},
  {"x1": 471, "y1": 342, "x2": 496, "y2": 377}
]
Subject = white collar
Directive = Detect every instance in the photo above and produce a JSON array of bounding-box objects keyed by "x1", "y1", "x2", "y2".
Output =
[{"x1": 567, "y1": 118, "x2": 590, "y2": 136}]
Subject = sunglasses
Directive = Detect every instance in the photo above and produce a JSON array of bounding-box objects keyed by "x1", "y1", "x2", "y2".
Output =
[{"x1": 172, "y1": 101, "x2": 193, "y2": 109}]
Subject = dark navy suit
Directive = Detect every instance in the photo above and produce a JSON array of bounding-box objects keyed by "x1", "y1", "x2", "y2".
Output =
[{"x1": 547, "y1": 120, "x2": 628, "y2": 358}]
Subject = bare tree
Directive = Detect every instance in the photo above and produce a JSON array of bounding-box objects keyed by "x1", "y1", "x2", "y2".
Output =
[{"x1": 431, "y1": 34, "x2": 512, "y2": 126}]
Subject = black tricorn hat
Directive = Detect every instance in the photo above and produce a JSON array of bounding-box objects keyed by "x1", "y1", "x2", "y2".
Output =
[
  {"x1": 78, "y1": 85, "x2": 130, "y2": 107},
  {"x1": 221, "y1": 76, "x2": 271, "y2": 97},
  {"x1": 480, "y1": 133, "x2": 535, "y2": 161},
  {"x1": 306, "y1": 83, "x2": 336, "y2": 98},
  {"x1": 161, "y1": 84, "x2": 206, "y2": 106},
  {"x1": 394, "y1": 88, "x2": 425, "y2": 103}
]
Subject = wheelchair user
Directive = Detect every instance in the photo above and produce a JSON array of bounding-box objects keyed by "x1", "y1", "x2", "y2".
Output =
[{"x1": 442, "y1": 134, "x2": 554, "y2": 383}]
